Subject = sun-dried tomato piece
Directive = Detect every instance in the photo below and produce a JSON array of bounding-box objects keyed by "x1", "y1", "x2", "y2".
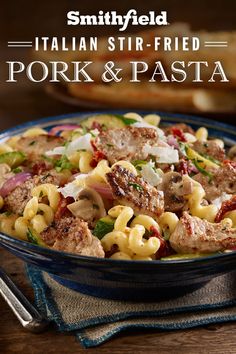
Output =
[
  {"x1": 171, "y1": 127, "x2": 187, "y2": 142},
  {"x1": 91, "y1": 121, "x2": 104, "y2": 132},
  {"x1": 215, "y1": 195, "x2": 236, "y2": 223},
  {"x1": 177, "y1": 159, "x2": 189, "y2": 175},
  {"x1": 150, "y1": 226, "x2": 174, "y2": 259},
  {"x1": 90, "y1": 150, "x2": 107, "y2": 168},
  {"x1": 223, "y1": 160, "x2": 236, "y2": 168},
  {"x1": 54, "y1": 196, "x2": 74, "y2": 220},
  {"x1": 31, "y1": 161, "x2": 52, "y2": 175}
]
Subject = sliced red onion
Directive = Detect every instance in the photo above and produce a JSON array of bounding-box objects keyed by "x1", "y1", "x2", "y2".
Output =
[
  {"x1": 188, "y1": 162, "x2": 199, "y2": 174},
  {"x1": 88, "y1": 182, "x2": 114, "y2": 200},
  {"x1": 49, "y1": 125, "x2": 80, "y2": 136},
  {"x1": 167, "y1": 135, "x2": 179, "y2": 149},
  {"x1": 0, "y1": 172, "x2": 31, "y2": 197}
]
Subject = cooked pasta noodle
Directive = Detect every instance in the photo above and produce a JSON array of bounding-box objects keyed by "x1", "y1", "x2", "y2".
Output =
[
  {"x1": 108, "y1": 205, "x2": 134, "y2": 232},
  {"x1": 14, "y1": 216, "x2": 29, "y2": 240},
  {"x1": 124, "y1": 112, "x2": 143, "y2": 121},
  {"x1": 131, "y1": 214, "x2": 161, "y2": 233},
  {"x1": 101, "y1": 231, "x2": 131, "y2": 255},
  {"x1": 158, "y1": 212, "x2": 179, "y2": 234},
  {"x1": 23, "y1": 128, "x2": 47, "y2": 137},
  {"x1": 224, "y1": 211, "x2": 236, "y2": 228},
  {"x1": 143, "y1": 114, "x2": 161, "y2": 126},
  {"x1": 128, "y1": 224, "x2": 160, "y2": 256},
  {"x1": 110, "y1": 252, "x2": 132, "y2": 260},
  {"x1": 112, "y1": 160, "x2": 137, "y2": 175},
  {"x1": 185, "y1": 177, "x2": 218, "y2": 222},
  {"x1": 195, "y1": 127, "x2": 208, "y2": 142},
  {"x1": 90, "y1": 159, "x2": 111, "y2": 182},
  {"x1": 78, "y1": 151, "x2": 93, "y2": 173},
  {"x1": 0, "y1": 214, "x2": 18, "y2": 238},
  {"x1": 31, "y1": 184, "x2": 60, "y2": 211},
  {"x1": 0, "y1": 196, "x2": 4, "y2": 210},
  {"x1": 23, "y1": 196, "x2": 38, "y2": 220},
  {"x1": 0, "y1": 144, "x2": 13, "y2": 154}
]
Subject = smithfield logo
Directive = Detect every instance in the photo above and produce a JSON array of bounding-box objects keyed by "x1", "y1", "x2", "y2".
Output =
[{"x1": 67, "y1": 10, "x2": 168, "y2": 32}]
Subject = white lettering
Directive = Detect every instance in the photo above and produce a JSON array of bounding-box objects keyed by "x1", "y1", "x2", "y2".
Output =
[
  {"x1": 209, "y1": 61, "x2": 229, "y2": 82},
  {"x1": 149, "y1": 61, "x2": 169, "y2": 82},
  {"x1": 130, "y1": 61, "x2": 148, "y2": 82},
  {"x1": 6, "y1": 62, "x2": 25, "y2": 82},
  {"x1": 67, "y1": 11, "x2": 80, "y2": 25}
]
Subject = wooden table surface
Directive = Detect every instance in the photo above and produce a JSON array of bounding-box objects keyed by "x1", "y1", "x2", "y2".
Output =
[{"x1": 1, "y1": 1, "x2": 236, "y2": 350}]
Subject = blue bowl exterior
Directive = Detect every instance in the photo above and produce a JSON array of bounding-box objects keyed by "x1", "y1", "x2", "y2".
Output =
[{"x1": 1, "y1": 111, "x2": 236, "y2": 300}]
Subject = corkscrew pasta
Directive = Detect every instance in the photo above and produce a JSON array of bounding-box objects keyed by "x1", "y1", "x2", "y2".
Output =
[{"x1": 184, "y1": 176, "x2": 218, "y2": 222}]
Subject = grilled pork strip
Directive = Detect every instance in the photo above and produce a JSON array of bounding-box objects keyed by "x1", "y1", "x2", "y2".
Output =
[
  {"x1": 192, "y1": 140, "x2": 225, "y2": 162},
  {"x1": 170, "y1": 211, "x2": 236, "y2": 254},
  {"x1": 40, "y1": 216, "x2": 105, "y2": 257},
  {"x1": 106, "y1": 165, "x2": 164, "y2": 218},
  {"x1": 15, "y1": 135, "x2": 64, "y2": 160},
  {"x1": 94, "y1": 126, "x2": 160, "y2": 164},
  {"x1": 4, "y1": 172, "x2": 63, "y2": 215},
  {"x1": 193, "y1": 162, "x2": 236, "y2": 201}
]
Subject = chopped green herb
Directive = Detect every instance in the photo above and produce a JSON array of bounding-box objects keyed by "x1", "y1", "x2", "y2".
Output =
[
  {"x1": 39, "y1": 190, "x2": 44, "y2": 198},
  {"x1": 12, "y1": 167, "x2": 22, "y2": 174},
  {"x1": 29, "y1": 140, "x2": 36, "y2": 146},
  {"x1": 0, "y1": 151, "x2": 26, "y2": 168},
  {"x1": 62, "y1": 141, "x2": 70, "y2": 148},
  {"x1": 93, "y1": 217, "x2": 115, "y2": 239},
  {"x1": 54, "y1": 155, "x2": 73, "y2": 172},
  {"x1": 149, "y1": 155, "x2": 157, "y2": 164},
  {"x1": 41, "y1": 173, "x2": 51, "y2": 181},
  {"x1": 131, "y1": 160, "x2": 146, "y2": 171},
  {"x1": 132, "y1": 160, "x2": 146, "y2": 167},
  {"x1": 90, "y1": 131, "x2": 97, "y2": 138},
  {"x1": 179, "y1": 142, "x2": 187, "y2": 157},
  {"x1": 192, "y1": 159, "x2": 213, "y2": 182},
  {"x1": 114, "y1": 114, "x2": 138, "y2": 125},
  {"x1": 26, "y1": 228, "x2": 38, "y2": 245},
  {"x1": 27, "y1": 228, "x2": 46, "y2": 246},
  {"x1": 82, "y1": 126, "x2": 88, "y2": 135},
  {"x1": 163, "y1": 229, "x2": 170, "y2": 241},
  {"x1": 106, "y1": 143, "x2": 114, "y2": 148},
  {"x1": 93, "y1": 204, "x2": 99, "y2": 210},
  {"x1": 4, "y1": 211, "x2": 12, "y2": 217},
  {"x1": 41, "y1": 154, "x2": 53, "y2": 163},
  {"x1": 128, "y1": 182, "x2": 143, "y2": 191},
  {"x1": 101, "y1": 124, "x2": 107, "y2": 131}
]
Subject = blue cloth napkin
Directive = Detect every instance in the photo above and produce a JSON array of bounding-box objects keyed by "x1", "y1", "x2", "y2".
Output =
[{"x1": 27, "y1": 265, "x2": 236, "y2": 348}]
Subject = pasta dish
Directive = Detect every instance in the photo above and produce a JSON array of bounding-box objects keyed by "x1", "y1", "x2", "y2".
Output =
[{"x1": 0, "y1": 112, "x2": 235, "y2": 261}]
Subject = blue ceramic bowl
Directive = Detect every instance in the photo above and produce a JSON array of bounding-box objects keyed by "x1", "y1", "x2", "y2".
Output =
[{"x1": 1, "y1": 111, "x2": 236, "y2": 301}]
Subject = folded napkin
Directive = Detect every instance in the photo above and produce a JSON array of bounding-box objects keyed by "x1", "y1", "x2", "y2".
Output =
[{"x1": 27, "y1": 265, "x2": 236, "y2": 348}]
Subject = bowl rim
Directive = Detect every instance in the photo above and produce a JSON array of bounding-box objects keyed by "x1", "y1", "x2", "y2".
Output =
[
  {"x1": 1, "y1": 109, "x2": 236, "y2": 266},
  {"x1": 1, "y1": 109, "x2": 236, "y2": 137}
]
